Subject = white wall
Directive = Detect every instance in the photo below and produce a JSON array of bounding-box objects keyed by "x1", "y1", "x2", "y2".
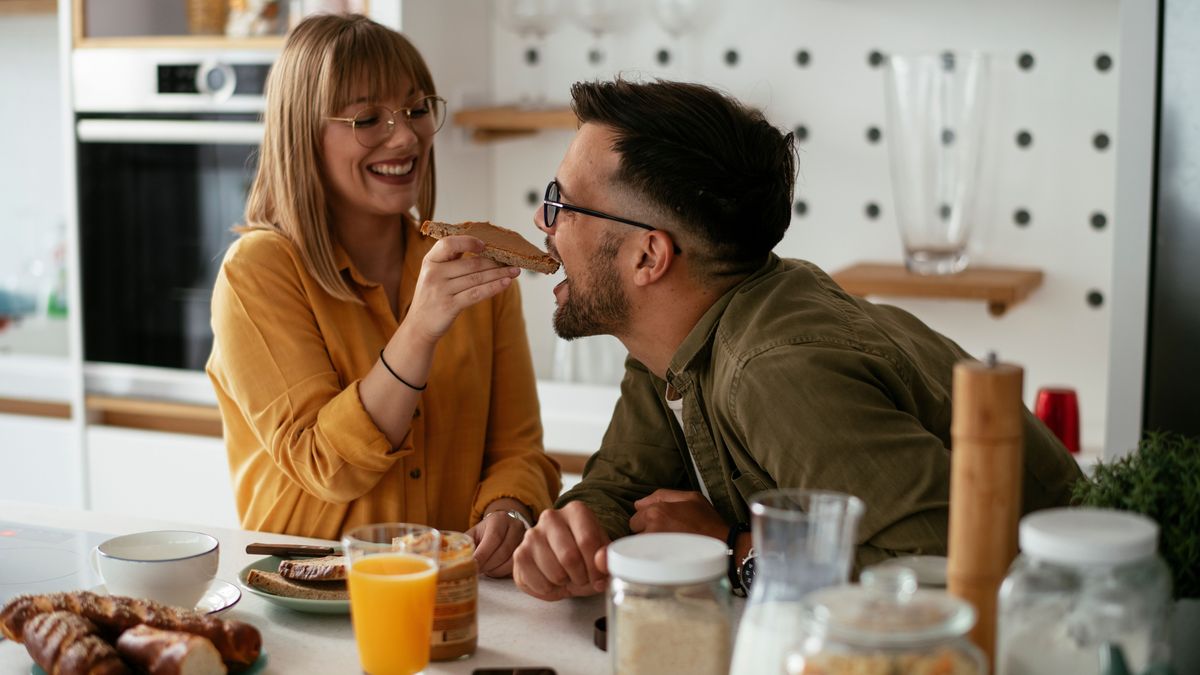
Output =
[
  {"x1": 444, "y1": 0, "x2": 1122, "y2": 453},
  {"x1": 0, "y1": 13, "x2": 68, "y2": 358}
]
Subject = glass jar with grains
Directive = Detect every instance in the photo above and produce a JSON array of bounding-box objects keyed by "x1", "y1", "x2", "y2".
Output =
[
  {"x1": 786, "y1": 566, "x2": 985, "y2": 675},
  {"x1": 607, "y1": 532, "x2": 732, "y2": 675}
]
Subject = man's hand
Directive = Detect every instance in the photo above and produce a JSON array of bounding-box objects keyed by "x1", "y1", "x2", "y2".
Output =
[
  {"x1": 512, "y1": 501, "x2": 610, "y2": 601},
  {"x1": 629, "y1": 489, "x2": 726, "y2": 541},
  {"x1": 467, "y1": 498, "x2": 531, "y2": 578}
]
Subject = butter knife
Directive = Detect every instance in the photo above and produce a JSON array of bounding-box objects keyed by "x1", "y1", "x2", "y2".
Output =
[{"x1": 245, "y1": 542, "x2": 337, "y2": 557}]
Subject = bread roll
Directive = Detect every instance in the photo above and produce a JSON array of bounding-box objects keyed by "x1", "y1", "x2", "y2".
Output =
[
  {"x1": 1, "y1": 592, "x2": 260, "y2": 671},
  {"x1": 21, "y1": 611, "x2": 130, "y2": 675},
  {"x1": 116, "y1": 625, "x2": 227, "y2": 675}
]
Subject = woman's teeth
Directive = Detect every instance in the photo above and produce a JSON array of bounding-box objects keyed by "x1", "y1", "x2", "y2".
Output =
[{"x1": 370, "y1": 160, "x2": 415, "y2": 176}]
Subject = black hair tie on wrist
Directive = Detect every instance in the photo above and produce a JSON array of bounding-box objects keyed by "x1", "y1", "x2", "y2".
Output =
[
  {"x1": 379, "y1": 348, "x2": 427, "y2": 391},
  {"x1": 726, "y1": 522, "x2": 751, "y2": 596}
]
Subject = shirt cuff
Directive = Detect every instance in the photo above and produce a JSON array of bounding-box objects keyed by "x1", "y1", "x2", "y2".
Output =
[{"x1": 316, "y1": 380, "x2": 411, "y2": 472}]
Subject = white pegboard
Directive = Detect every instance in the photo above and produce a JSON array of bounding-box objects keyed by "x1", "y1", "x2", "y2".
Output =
[{"x1": 411, "y1": 0, "x2": 1122, "y2": 452}]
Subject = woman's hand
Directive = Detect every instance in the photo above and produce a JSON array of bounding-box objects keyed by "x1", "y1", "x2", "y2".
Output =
[
  {"x1": 405, "y1": 236, "x2": 520, "y2": 344},
  {"x1": 467, "y1": 498, "x2": 533, "y2": 578}
]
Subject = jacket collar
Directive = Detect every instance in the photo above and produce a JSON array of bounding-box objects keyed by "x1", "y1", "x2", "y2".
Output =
[{"x1": 666, "y1": 253, "x2": 784, "y2": 390}]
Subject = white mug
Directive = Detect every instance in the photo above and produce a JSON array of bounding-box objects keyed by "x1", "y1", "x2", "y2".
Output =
[{"x1": 93, "y1": 530, "x2": 219, "y2": 609}]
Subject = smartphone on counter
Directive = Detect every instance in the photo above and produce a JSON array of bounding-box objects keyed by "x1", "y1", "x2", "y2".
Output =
[{"x1": 471, "y1": 669, "x2": 556, "y2": 675}]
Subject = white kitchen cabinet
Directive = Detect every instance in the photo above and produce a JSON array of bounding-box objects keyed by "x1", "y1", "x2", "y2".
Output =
[
  {"x1": 0, "y1": 413, "x2": 82, "y2": 508},
  {"x1": 86, "y1": 425, "x2": 239, "y2": 529}
]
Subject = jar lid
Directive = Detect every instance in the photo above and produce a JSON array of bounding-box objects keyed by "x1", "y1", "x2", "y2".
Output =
[
  {"x1": 607, "y1": 533, "x2": 727, "y2": 585},
  {"x1": 1019, "y1": 507, "x2": 1158, "y2": 566},
  {"x1": 804, "y1": 567, "x2": 976, "y2": 647}
]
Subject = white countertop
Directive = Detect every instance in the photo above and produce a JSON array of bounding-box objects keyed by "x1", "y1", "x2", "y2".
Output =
[{"x1": 0, "y1": 500, "x2": 608, "y2": 674}]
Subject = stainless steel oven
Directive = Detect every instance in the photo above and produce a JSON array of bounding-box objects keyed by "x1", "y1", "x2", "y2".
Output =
[{"x1": 74, "y1": 49, "x2": 274, "y2": 401}]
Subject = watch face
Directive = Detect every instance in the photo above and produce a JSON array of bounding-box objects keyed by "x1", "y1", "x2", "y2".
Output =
[{"x1": 739, "y1": 556, "x2": 756, "y2": 591}]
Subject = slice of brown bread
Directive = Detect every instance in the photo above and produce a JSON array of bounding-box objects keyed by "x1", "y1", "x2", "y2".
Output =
[
  {"x1": 277, "y1": 555, "x2": 346, "y2": 581},
  {"x1": 420, "y1": 220, "x2": 560, "y2": 275},
  {"x1": 245, "y1": 570, "x2": 349, "y2": 601}
]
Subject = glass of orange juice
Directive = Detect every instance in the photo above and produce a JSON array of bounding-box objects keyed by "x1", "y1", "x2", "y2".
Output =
[{"x1": 343, "y1": 523, "x2": 441, "y2": 675}]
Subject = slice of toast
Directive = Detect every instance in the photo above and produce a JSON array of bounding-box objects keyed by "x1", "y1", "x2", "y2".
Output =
[
  {"x1": 277, "y1": 555, "x2": 346, "y2": 582},
  {"x1": 245, "y1": 569, "x2": 349, "y2": 601},
  {"x1": 420, "y1": 220, "x2": 560, "y2": 275}
]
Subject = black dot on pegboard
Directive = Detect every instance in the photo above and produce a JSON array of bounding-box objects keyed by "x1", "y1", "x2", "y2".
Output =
[
  {"x1": 940, "y1": 50, "x2": 955, "y2": 71},
  {"x1": 939, "y1": 203, "x2": 952, "y2": 221},
  {"x1": 1016, "y1": 130, "x2": 1033, "y2": 148},
  {"x1": 1018, "y1": 52, "x2": 1035, "y2": 70},
  {"x1": 868, "y1": 50, "x2": 885, "y2": 68},
  {"x1": 524, "y1": 47, "x2": 539, "y2": 65},
  {"x1": 1095, "y1": 53, "x2": 1113, "y2": 72},
  {"x1": 793, "y1": 124, "x2": 808, "y2": 142},
  {"x1": 724, "y1": 49, "x2": 739, "y2": 66},
  {"x1": 865, "y1": 202, "x2": 881, "y2": 219},
  {"x1": 795, "y1": 49, "x2": 811, "y2": 67},
  {"x1": 942, "y1": 128, "x2": 956, "y2": 146},
  {"x1": 656, "y1": 48, "x2": 671, "y2": 66},
  {"x1": 1014, "y1": 208, "x2": 1031, "y2": 227},
  {"x1": 1091, "y1": 212, "x2": 1108, "y2": 230},
  {"x1": 1086, "y1": 290, "x2": 1105, "y2": 308},
  {"x1": 588, "y1": 48, "x2": 604, "y2": 65},
  {"x1": 794, "y1": 200, "x2": 808, "y2": 216},
  {"x1": 1093, "y1": 132, "x2": 1111, "y2": 150},
  {"x1": 866, "y1": 126, "x2": 882, "y2": 143},
  {"x1": 526, "y1": 190, "x2": 539, "y2": 206}
]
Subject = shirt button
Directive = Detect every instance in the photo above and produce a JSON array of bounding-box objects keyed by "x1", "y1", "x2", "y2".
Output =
[
  {"x1": 413, "y1": 408, "x2": 421, "y2": 419},
  {"x1": 409, "y1": 468, "x2": 422, "y2": 479}
]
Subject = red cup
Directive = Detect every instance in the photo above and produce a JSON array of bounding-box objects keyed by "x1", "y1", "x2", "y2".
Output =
[{"x1": 1035, "y1": 387, "x2": 1080, "y2": 454}]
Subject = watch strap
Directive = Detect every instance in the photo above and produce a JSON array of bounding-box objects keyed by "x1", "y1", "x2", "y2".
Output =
[{"x1": 725, "y1": 522, "x2": 751, "y2": 596}]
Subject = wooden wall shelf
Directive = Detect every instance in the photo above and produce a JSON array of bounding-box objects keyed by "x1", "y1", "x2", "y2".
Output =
[
  {"x1": 0, "y1": 0, "x2": 57, "y2": 14},
  {"x1": 831, "y1": 262, "x2": 1044, "y2": 317},
  {"x1": 453, "y1": 105, "x2": 577, "y2": 143}
]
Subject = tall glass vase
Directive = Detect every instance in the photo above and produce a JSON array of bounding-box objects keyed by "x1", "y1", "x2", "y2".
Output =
[{"x1": 883, "y1": 51, "x2": 991, "y2": 275}]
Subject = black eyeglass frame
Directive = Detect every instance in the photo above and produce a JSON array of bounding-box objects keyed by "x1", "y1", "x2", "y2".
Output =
[{"x1": 543, "y1": 180, "x2": 681, "y2": 254}]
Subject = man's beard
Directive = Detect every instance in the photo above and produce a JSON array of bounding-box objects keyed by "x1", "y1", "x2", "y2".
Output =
[{"x1": 552, "y1": 234, "x2": 630, "y2": 340}]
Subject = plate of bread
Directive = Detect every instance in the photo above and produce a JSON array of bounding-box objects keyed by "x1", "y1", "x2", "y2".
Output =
[
  {"x1": 238, "y1": 554, "x2": 349, "y2": 614},
  {"x1": 1, "y1": 590, "x2": 265, "y2": 674}
]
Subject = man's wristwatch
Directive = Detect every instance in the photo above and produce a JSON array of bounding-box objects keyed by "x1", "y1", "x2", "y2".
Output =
[
  {"x1": 738, "y1": 547, "x2": 757, "y2": 594},
  {"x1": 726, "y1": 522, "x2": 751, "y2": 596}
]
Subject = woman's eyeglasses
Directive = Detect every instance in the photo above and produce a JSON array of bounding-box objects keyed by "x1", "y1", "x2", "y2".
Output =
[
  {"x1": 326, "y1": 95, "x2": 447, "y2": 148},
  {"x1": 543, "y1": 180, "x2": 681, "y2": 254}
]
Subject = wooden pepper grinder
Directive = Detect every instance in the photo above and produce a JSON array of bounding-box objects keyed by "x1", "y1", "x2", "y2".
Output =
[{"x1": 948, "y1": 352, "x2": 1024, "y2": 667}]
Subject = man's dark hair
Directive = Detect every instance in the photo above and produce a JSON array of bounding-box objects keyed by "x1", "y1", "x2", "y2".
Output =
[{"x1": 571, "y1": 78, "x2": 796, "y2": 278}]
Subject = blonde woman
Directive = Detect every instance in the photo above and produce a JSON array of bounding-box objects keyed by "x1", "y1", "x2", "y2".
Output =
[{"x1": 206, "y1": 13, "x2": 559, "y2": 576}]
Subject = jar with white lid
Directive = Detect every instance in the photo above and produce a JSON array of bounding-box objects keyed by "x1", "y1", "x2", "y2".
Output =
[
  {"x1": 997, "y1": 507, "x2": 1172, "y2": 675},
  {"x1": 785, "y1": 566, "x2": 986, "y2": 675},
  {"x1": 606, "y1": 532, "x2": 732, "y2": 675}
]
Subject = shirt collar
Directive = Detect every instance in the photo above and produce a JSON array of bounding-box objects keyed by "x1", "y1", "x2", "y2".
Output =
[
  {"x1": 332, "y1": 217, "x2": 433, "y2": 290},
  {"x1": 667, "y1": 253, "x2": 784, "y2": 384}
]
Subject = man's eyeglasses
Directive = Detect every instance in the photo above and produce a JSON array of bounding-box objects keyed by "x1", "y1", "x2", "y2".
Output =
[
  {"x1": 325, "y1": 96, "x2": 447, "y2": 148},
  {"x1": 543, "y1": 180, "x2": 681, "y2": 254}
]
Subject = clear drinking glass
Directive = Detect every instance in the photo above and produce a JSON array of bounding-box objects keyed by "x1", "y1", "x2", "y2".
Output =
[
  {"x1": 883, "y1": 51, "x2": 991, "y2": 275},
  {"x1": 729, "y1": 489, "x2": 865, "y2": 675},
  {"x1": 343, "y1": 523, "x2": 441, "y2": 675}
]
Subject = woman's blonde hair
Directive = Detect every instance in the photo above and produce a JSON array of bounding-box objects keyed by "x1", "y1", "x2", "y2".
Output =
[{"x1": 243, "y1": 13, "x2": 438, "y2": 303}]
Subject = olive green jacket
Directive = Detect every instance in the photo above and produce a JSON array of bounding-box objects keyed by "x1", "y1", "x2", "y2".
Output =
[{"x1": 557, "y1": 255, "x2": 1082, "y2": 569}]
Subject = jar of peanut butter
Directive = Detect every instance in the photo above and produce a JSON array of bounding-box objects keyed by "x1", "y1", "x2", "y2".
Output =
[{"x1": 431, "y1": 531, "x2": 478, "y2": 661}]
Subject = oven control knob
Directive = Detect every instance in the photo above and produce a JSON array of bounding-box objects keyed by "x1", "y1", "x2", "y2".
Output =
[{"x1": 196, "y1": 61, "x2": 237, "y2": 101}]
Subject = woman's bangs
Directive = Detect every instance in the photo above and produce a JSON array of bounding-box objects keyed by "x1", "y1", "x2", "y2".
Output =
[{"x1": 327, "y1": 29, "x2": 423, "y2": 112}]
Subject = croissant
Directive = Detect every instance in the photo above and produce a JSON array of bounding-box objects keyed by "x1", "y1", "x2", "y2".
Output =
[
  {"x1": 1, "y1": 592, "x2": 261, "y2": 671},
  {"x1": 21, "y1": 611, "x2": 130, "y2": 675}
]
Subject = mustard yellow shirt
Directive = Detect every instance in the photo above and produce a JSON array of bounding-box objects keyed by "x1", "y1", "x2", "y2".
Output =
[{"x1": 206, "y1": 225, "x2": 560, "y2": 539}]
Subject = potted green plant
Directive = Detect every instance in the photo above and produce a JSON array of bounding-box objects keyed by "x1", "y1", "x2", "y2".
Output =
[{"x1": 1072, "y1": 431, "x2": 1200, "y2": 675}]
